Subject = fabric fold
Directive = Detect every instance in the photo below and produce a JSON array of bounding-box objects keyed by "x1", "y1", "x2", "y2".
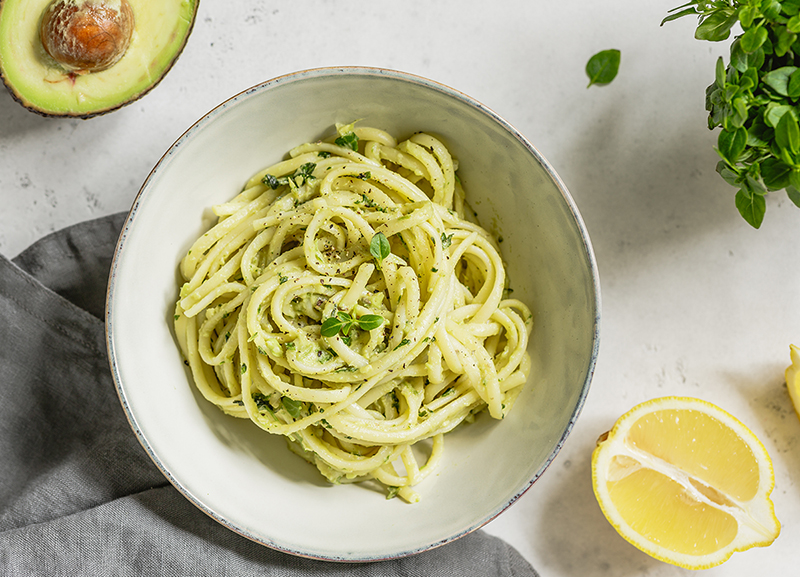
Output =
[{"x1": 0, "y1": 213, "x2": 539, "y2": 577}]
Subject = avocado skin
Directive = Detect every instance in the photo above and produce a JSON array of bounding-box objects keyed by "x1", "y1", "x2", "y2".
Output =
[{"x1": 0, "y1": 0, "x2": 200, "y2": 119}]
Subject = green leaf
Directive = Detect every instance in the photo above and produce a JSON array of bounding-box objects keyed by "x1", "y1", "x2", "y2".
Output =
[
  {"x1": 764, "y1": 103, "x2": 794, "y2": 127},
  {"x1": 745, "y1": 174, "x2": 767, "y2": 195},
  {"x1": 296, "y1": 162, "x2": 317, "y2": 183},
  {"x1": 441, "y1": 232, "x2": 454, "y2": 249},
  {"x1": 320, "y1": 316, "x2": 344, "y2": 337},
  {"x1": 740, "y1": 26, "x2": 768, "y2": 53},
  {"x1": 715, "y1": 56, "x2": 726, "y2": 88},
  {"x1": 369, "y1": 232, "x2": 391, "y2": 269},
  {"x1": 730, "y1": 97, "x2": 749, "y2": 127},
  {"x1": 787, "y1": 0, "x2": 800, "y2": 17},
  {"x1": 776, "y1": 111, "x2": 800, "y2": 154},
  {"x1": 695, "y1": 10, "x2": 739, "y2": 41},
  {"x1": 762, "y1": 0, "x2": 782, "y2": 20},
  {"x1": 787, "y1": 186, "x2": 800, "y2": 207},
  {"x1": 393, "y1": 338, "x2": 411, "y2": 351},
  {"x1": 788, "y1": 69, "x2": 800, "y2": 98},
  {"x1": 262, "y1": 174, "x2": 284, "y2": 189},
  {"x1": 735, "y1": 189, "x2": 766, "y2": 228},
  {"x1": 252, "y1": 392, "x2": 272, "y2": 412},
  {"x1": 775, "y1": 27, "x2": 798, "y2": 57},
  {"x1": 585, "y1": 49, "x2": 621, "y2": 87},
  {"x1": 716, "y1": 160, "x2": 741, "y2": 186},
  {"x1": 739, "y1": 5, "x2": 758, "y2": 28},
  {"x1": 335, "y1": 132, "x2": 359, "y2": 151},
  {"x1": 717, "y1": 127, "x2": 748, "y2": 163},
  {"x1": 788, "y1": 14, "x2": 800, "y2": 33},
  {"x1": 281, "y1": 397, "x2": 303, "y2": 419},
  {"x1": 334, "y1": 311, "x2": 353, "y2": 335},
  {"x1": 661, "y1": 6, "x2": 698, "y2": 25},
  {"x1": 749, "y1": 46, "x2": 766, "y2": 70},
  {"x1": 357, "y1": 314, "x2": 385, "y2": 331},
  {"x1": 761, "y1": 157, "x2": 793, "y2": 189},
  {"x1": 729, "y1": 40, "x2": 750, "y2": 73},
  {"x1": 746, "y1": 118, "x2": 771, "y2": 147},
  {"x1": 737, "y1": 70, "x2": 756, "y2": 93},
  {"x1": 762, "y1": 66, "x2": 799, "y2": 96}
]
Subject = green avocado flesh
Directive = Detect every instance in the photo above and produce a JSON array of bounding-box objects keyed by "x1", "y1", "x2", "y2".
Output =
[{"x1": 0, "y1": 0, "x2": 198, "y2": 118}]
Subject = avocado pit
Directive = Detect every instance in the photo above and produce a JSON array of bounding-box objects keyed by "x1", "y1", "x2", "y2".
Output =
[{"x1": 40, "y1": 0, "x2": 134, "y2": 74}]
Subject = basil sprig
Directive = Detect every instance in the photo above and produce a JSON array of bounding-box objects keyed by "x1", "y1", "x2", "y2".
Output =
[
  {"x1": 664, "y1": 0, "x2": 800, "y2": 228},
  {"x1": 321, "y1": 311, "x2": 385, "y2": 338}
]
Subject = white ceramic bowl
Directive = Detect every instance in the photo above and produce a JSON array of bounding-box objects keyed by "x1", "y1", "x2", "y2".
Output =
[{"x1": 106, "y1": 67, "x2": 600, "y2": 562}]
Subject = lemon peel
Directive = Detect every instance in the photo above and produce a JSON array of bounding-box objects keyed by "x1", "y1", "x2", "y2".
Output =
[
  {"x1": 591, "y1": 396, "x2": 780, "y2": 570},
  {"x1": 786, "y1": 344, "x2": 800, "y2": 421}
]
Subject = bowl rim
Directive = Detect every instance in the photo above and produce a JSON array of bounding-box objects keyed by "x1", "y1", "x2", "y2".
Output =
[{"x1": 105, "y1": 65, "x2": 601, "y2": 561}]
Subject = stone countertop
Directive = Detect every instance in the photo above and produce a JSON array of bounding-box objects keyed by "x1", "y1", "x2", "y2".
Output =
[{"x1": 1, "y1": 1, "x2": 798, "y2": 575}]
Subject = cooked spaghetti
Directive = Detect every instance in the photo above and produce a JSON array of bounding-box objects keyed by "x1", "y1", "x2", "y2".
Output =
[{"x1": 173, "y1": 122, "x2": 533, "y2": 502}]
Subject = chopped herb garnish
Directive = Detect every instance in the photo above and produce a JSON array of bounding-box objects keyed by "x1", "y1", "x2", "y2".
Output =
[
  {"x1": 317, "y1": 348, "x2": 335, "y2": 363},
  {"x1": 335, "y1": 131, "x2": 359, "y2": 151},
  {"x1": 318, "y1": 151, "x2": 332, "y2": 158},
  {"x1": 355, "y1": 192, "x2": 387, "y2": 212},
  {"x1": 262, "y1": 174, "x2": 282, "y2": 189},
  {"x1": 253, "y1": 392, "x2": 271, "y2": 411},
  {"x1": 278, "y1": 272, "x2": 288, "y2": 284},
  {"x1": 281, "y1": 396, "x2": 302, "y2": 418},
  {"x1": 285, "y1": 341, "x2": 296, "y2": 350},
  {"x1": 261, "y1": 162, "x2": 317, "y2": 190},
  {"x1": 441, "y1": 232, "x2": 454, "y2": 249},
  {"x1": 296, "y1": 162, "x2": 316, "y2": 182},
  {"x1": 393, "y1": 338, "x2": 411, "y2": 351},
  {"x1": 335, "y1": 366, "x2": 358, "y2": 373}
]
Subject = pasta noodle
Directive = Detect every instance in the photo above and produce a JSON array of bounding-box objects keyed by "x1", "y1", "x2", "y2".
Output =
[{"x1": 173, "y1": 122, "x2": 534, "y2": 503}]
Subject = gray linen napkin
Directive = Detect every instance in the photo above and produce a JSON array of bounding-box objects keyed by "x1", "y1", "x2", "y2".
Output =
[{"x1": 0, "y1": 213, "x2": 540, "y2": 576}]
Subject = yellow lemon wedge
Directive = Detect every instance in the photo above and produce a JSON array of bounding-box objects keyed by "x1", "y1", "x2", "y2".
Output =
[
  {"x1": 591, "y1": 396, "x2": 780, "y2": 570},
  {"x1": 786, "y1": 344, "x2": 800, "y2": 420}
]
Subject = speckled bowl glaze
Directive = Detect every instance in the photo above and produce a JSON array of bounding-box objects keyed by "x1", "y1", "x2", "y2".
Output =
[{"x1": 105, "y1": 67, "x2": 600, "y2": 562}]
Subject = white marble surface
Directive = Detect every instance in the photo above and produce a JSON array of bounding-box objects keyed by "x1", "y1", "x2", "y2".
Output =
[{"x1": 2, "y1": 1, "x2": 799, "y2": 574}]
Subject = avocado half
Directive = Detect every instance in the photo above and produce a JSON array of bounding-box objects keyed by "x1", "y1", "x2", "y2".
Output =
[{"x1": 0, "y1": 0, "x2": 199, "y2": 118}]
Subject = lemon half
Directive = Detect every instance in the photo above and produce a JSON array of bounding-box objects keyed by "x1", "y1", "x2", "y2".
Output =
[{"x1": 591, "y1": 396, "x2": 780, "y2": 570}]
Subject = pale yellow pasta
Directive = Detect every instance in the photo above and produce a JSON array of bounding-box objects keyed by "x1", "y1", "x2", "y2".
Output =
[{"x1": 173, "y1": 122, "x2": 534, "y2": 503}]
